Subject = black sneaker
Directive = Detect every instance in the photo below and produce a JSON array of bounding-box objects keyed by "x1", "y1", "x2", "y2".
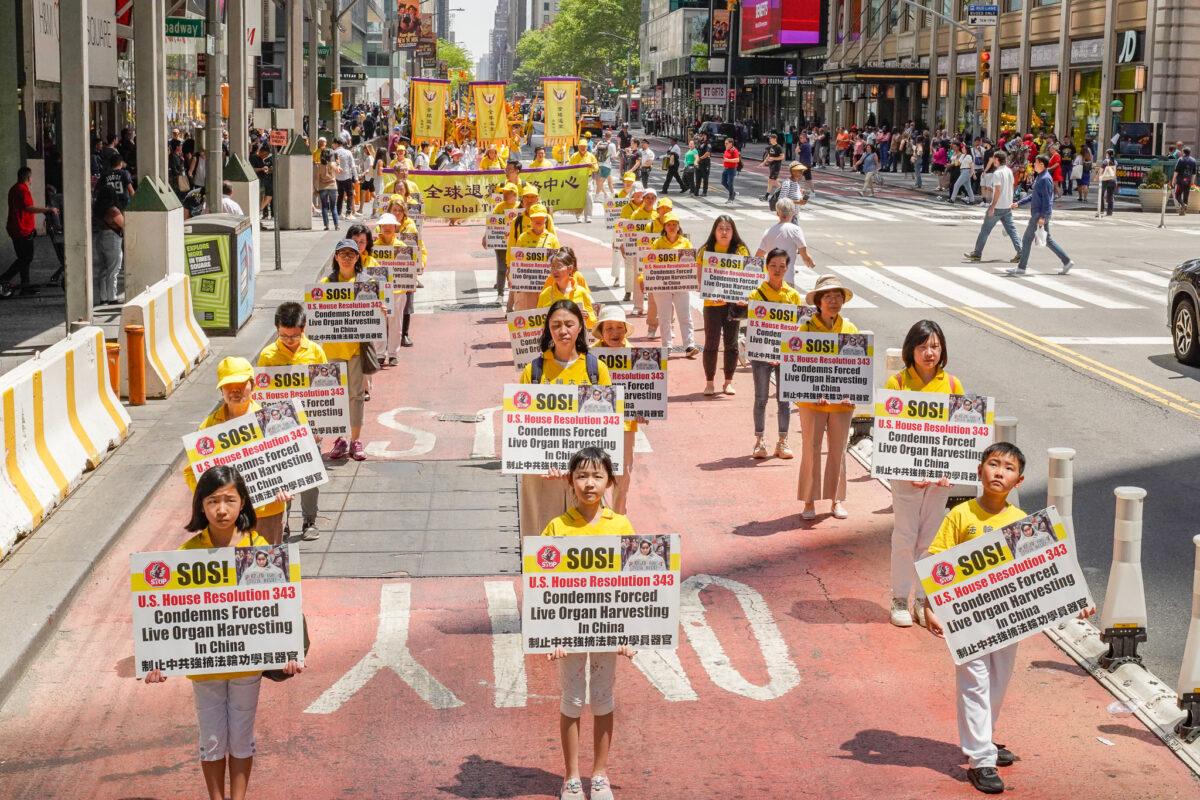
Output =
[
  {"x1": 301, "y1": 522, "x2": 320, "y2": 541},
  {"x1": 623, "y1": 292, "x2": 631, "y2": 302},
  {"x1": 968, "y1": 767, "x2": 1004, "y2": 794},
  {"x1": 995, "y1": 744, "x2": 1015, "y2": 767},
  {"x1": 401, "y1": 335, "x2": 413, "y2": 347},
  {"x1": 963, "y1": 252, "x2": 981, "y2": 262}
]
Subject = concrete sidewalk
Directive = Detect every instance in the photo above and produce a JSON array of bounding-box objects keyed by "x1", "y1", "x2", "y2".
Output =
[{"x1": 0, "y1": 219, "x2": 343, "y2": 705}]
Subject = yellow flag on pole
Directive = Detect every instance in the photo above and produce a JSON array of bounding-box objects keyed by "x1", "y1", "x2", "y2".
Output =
[
  {"x1": 471, "y1": 82, "x2": 510, "y2": 147},
  {"x1": 410, "y1": 78, "x2": 451, "y2": 146},
  {"x1": 542, "y1": 77, "x2": 580, "y2": 148}
]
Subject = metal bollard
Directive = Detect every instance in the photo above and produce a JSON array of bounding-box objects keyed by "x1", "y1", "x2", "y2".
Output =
[
  {"x1": 1098, "y1": 486, "x2": 1149, "y2": 671},
  {"x1": 1176, "y1": 534, "x2": 1200, "y2": 743},
  {"x1": 105, "y1": 341, "x2": 121, "y2": 397},
  {"x1": 124, "y1": 324, "x2": 146, "y2": 406},
  {"x1": 1046, "y1": 447, "x2": 1076, "y2": 544},
  {"x1": 995, "y1": 416, "x2": 1018, "y2": 506}
]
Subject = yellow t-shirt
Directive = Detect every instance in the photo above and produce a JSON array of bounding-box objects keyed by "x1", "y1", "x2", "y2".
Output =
[
  {"x1": 317, "y1": 274, "x2": 363, "y2": 361},
  {"x1": 181, "y1": 528, "x2": 270, "y2": 681},
  {"x1": 885, "y1": 367, "x2": 963, "y2": 394},
  {"x1": 480, "y1": 155, "x2": 504, "y2": 171},
  {"x1": 257, "y1": 336, "x2": 328, "y2": 367},
  {"x1": 187, "y1": 402, "x2": 285, "y2": 518},
  {"x1": 700, "y1": 242, "x2": 751, "y2": 307},
  {"x1": 507, "y1": 208, "x2": 557, "y2": 248},
  {"x1": 542, "y1": 506, "x2": 635, "y2": 536},
  {"x1": 518, "y1": 350, "x2": 612, "y2": 386},
  {"x1": 537, "y1": 280, "x2": 596, "y2": 328},
  {"x1": 928, "y1": 499, "x2": 1027, "y2": 555},
  {"x1": 798, "y1": 314, "x2": 859, "y2": 412},
  {"x1": 748, "y1": 280, "x2": 803, "y2": 305},
  {"x1": 568, "y1": 151, "x2": 599, "y2": 174},
  {"x1": 651, "y1": 234, "x2": 693, "y2": 252},
  {"x1": 528, "y1": 158, "x2": 554, "y2": 169},
  {"x1": 508, "y1": 228, "x2": 561, "y2": 267}
]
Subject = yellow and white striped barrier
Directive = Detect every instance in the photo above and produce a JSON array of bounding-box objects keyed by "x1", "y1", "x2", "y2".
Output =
[
  {"x1": 0, "y1": 327, "x2": 131, "y2": 557},
  {"x1": 119, "y1": 274, "x2": 210, "y2": 398}
]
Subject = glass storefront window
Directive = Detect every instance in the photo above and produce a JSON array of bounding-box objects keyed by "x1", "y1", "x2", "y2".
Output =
[
  {"x1": 1005, "y1": 0, "x2": 1022, "y2": 10},
  {"x1": 1068, "y1": 68, "x2": 1100, "y2": 149},
  {"x1": 956, "y1": 76, "x2": 977, "y2": 132},
  {"x1": 1028, "y1": 71, "x2": 1056, "y2": 134},
  {"x1": 1000, "y1": 76, "x2": 1019, "y2": 136},
  {"x1": 1114, "y1": 65, "x2": 1144, "y2": 122}
]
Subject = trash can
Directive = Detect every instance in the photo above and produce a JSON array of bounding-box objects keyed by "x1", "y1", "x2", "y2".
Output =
[{"x1": 183, "y1": 214, "x2": 256, "y2": 336}]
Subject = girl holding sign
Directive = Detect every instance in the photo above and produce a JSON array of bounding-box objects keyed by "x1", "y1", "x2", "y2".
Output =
[
  {"x1": 375, "y1": 209, "x2": 425, "y2": 353},
  {"x1": 747, "y1": 249, "x2": 803, "y2": 461},
  {"x1": 592, "y1": 305, "x2": 639, "y2": 514},
  {"x1": 509, "y1": 204, "x2": 561, "y2": 313},
  {"x1": 649, "y1": 213, "x2": 698, "y2": 357},
  {"x1": 144, "y1": 465, "x2": 303, "y2": 800},
  {"x1": 538, "y1": 247, "x2": 596, "y2": 328},
  {"x1": 698, "y1": 215, "x2": 751, "y2": 396},
  {"x1": 319, "y1": 241, "x2": 368, "y2": 461},
  {"x1": 617, "y1": 183, "x2": 645, "y2": 304},
  {"x1": 885, "y1": 319, "x2": 963, "y2": 628},
  {"x1": 542, "y1": 447, "x2": 636, "y2": 800},
  {"x1": 796, "y1": 275, "x2": 859, "y2": 521},
  {"x1": 517, "y1": 300, "x2": 612, "y2": 537},
  {"x1": 188, "y1": 357, "x2": 289, "y2": 544}
]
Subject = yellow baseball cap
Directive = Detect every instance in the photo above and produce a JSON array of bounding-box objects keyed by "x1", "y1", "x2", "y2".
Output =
[
  {"x1": 622, "y1": 171, "x2": 637, "y2": 182},
  {"x1": 527, "y1": 204, "x2": 550, "y2": 219},
  {"x1": 520, "y1": 184, "x2": 540, "y2": 197},
  {"x1": 658, "y1": 212, "x2": 681, "y2": 226},
  {"x1": 500, "y1": 182, "x2": 519, "y2": 194},
  {"x1": 216, "y1": 356, "x2": 254, "y2": 388},
  {"x1": 655, "y1": 197, "x2": 674, "y2": 210},
  {"x1": 582, "y1": 131, "x2": 592, "y2": 138}
]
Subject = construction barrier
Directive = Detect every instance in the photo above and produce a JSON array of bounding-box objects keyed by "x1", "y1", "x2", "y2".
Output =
[
  {"x1": 0, "y1": 327, "x2": 131, "y2": 557},
  {"x1": 120, "y1": 273, "x2": 210, "y2": 398}
]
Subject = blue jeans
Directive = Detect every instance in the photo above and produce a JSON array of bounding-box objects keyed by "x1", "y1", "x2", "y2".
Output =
[
  {"x1": 721, "y1": 167, "x2": 738, "y2": 200},
  {"x1": 319, "y1": 188, "x2": 338, "y2": 228},
  {"x1": 950, "y1": 170, "x2": 975, "y2": 202},
  {"x1": 972, "y1": 208, "x2": 1022, "y2": 257},
  {"x1": 751, "y1": 361, "x2": 790, "y2": 436},
  {"x1": 1017, "y1": 218, "x2": 1071, "y2": 271}
]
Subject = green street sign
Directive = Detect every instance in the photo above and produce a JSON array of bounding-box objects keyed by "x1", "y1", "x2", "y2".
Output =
[
  {"x1": 608, "y1": 87, "x2": 620, "y2": 94},
  {"x1": 165, "y1": 17, "x2": 204, "y2": 38},
  {"x1": 303, "y1": 43, "x2": 332, "y2": 56}
]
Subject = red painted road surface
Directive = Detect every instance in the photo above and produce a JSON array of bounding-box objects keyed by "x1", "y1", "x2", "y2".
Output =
[{"x1": 0, "y1": 223, "x2": 1195, "y2": 800}]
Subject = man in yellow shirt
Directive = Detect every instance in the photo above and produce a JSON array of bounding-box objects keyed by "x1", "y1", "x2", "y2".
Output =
[
  {"x1": 568, "y1": 141, "x2": 599, "y2": 223},
  {"x1": 257, "y1": 302, "x2": 329, "y2": 541},
  {"x1": 508, "y1": 184, "x2": 556, "y2": 249},
  {"x1": 487, "y1": 182, "x2": 520, "y2": 299},
  {"x1": 529, "y1": 146, "x2": 554, "y2": 169}
]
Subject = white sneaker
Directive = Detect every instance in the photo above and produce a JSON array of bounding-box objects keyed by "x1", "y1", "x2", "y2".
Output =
[
  {"x1": 1060, "y1": 260, "x2": 1074, "y2": 275},
  {"x1": 911, "y1": 601, "x2": 927, "y2": 628},
  {"x1": 890, "y1": 597, "x2": 914, "y2": 627}
]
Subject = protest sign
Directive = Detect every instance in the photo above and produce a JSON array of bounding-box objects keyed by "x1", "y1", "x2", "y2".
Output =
[
  {"x1": 507, "y1": 308, "x2": 548, "y2": 367},
  {"x1": 643, "y1": 248, "x2": 700, "y2": 292},
  {"x1": 303, "y1": 283, "x2": 387, "y2": 345},
  {"x1": 604, "y1": 197, "x2": 628, "y2": 229},
  {"x1": 593, "y1": 347, "x2": 668, "y2": 421},
  {"x1": 362, "y1": 266, "x2": 395, "y2": 313},
  {"x1": 745, "y1": 301, "x2": 815, "y2": 362},
  {"x1": 616, "y1": 218, "x2": 653, "y2": 251},
  {"x1": 485, "y1": 209, "x2": 518, "y2": 249},
  {"x1": 181, "y1": 399, "x2": 328, "y2": 506},
  {"x1": 407, "y1": 164, "x2": 590, "y2": 218},
  {"x1": 502, "y1": 383, "x2": 624, "y2": 474},
  {"x1": 779, "y1": 331, "x2": 874, "y2": 404},
  {"x1": 915, "y1": 506, "x2": 1093, "y2": 665},
  {"x1": 371, "y1": 243, "x2": 420, "y2": 291},
  {"x1": 131, "y1": 544, "x2": 304, "y2": 677},
  {"x1": 700, "y1": 252, "x2": 765, "y2": 304},
  {"x1": 253, "y1": 363, "x2": 350, "y2": 439},
  {"x1": 508, "y1": 247, "x2": 554, "y2": 292},
  {"x1": 871, "y1": 389, "x2": 996, "y2": 485},
  {"x1": 522, "y1": 534, "x2": 681, "y2": 654}
]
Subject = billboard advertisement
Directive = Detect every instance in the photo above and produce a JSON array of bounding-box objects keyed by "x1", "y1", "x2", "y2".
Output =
[{"x1": 740, "y1": 0, "x2": 823, "y2": 53}]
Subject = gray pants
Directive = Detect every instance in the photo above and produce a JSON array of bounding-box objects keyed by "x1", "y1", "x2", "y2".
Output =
[
  {"x1": 972, "y1": 208, "x2": 1022, "y2": 257},
  {"x1": 950, "y1": 170, "x2": 975, "y2": 203},
  {"x1": 287, "y1": 488, "x2": 319, "y2": 527},
  {"x1": 92, "y1": 228, "x2": 123, "y2": 303},
  {"x1": 751, "y1": 361, "x2": 790, "y2": 436},
  {"x1": 1017, "y1": 218, "x2": 1071, "y2": 272}
]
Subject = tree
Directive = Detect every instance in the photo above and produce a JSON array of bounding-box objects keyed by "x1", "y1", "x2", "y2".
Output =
[
  {"x1": 437, "y1": 37, "x2": 474, "y2": 96},
  {"x1": 509, "y1": 0, "x2": 640, "y2": 101}
]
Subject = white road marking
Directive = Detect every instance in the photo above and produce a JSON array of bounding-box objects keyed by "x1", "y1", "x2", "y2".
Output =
[
  {"x1": 835, "y1": 202, "x2": 899, "y2": 222},
  {"x1": 884, "y1": 266, "x2": 1011, "y2": 308},
  {"x1": 1042, "y1": 336, "x2": 1172, "y2": 345},
  {"x1": 557, "y1": 227, "x2": 609, "y2": 248},
  {"x1": 485, "y1": 581, "x2": 528, "y2": 708},
  {"x1": 366, "y1": 406, "x2": 438, "y2": 459},
  {"x1": 1070, "y1": 269, "x2": 1164, "y2": 303},
  {"x1": 634, "y1": 429, "x2": 652, "y2": 453},
  {"x1": 471, "y1": 405, "x2": 503, "y2": 459},
  {"x1": 827, "y1": 265, "x2": 945, "y2": 308},
  {"x1": 305, "y1": 583, "x2": 465, "y2": 713},
  {"x1": 945, "y1": 267, "x2": 1082, "y2": 308},
  {"x1": 1019, "y1": 274, "x2": 1143, "y2": 309},
  {"x1": 680, "y1": 574, "x2": 800, "y2": 701},
  {"x1": 632, "y1": 650, "x2": 700, "y2": 702},
  {"x1": 1114, "y1": 269, "x2": 1170, "y2": 288}
]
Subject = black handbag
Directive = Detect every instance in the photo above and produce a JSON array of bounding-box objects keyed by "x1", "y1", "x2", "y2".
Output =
[
  {"x1": 767, "y1": 188, "x2": 781, "y2": 211},
  {"x1": 360, "y1": 342, "x2": 382, "y2": 375}
]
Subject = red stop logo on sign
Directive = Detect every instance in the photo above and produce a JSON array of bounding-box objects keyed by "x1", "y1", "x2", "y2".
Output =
[
  {"x1": 536, "y1": 545, "x2": 562, "y2": 570},
  {"x1": 884, "y1": 396, "x2": 904, "y2": 416}
]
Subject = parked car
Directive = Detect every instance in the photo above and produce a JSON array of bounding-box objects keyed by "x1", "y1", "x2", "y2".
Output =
[
  {"x1": 598, "y1": 109, "x2": 617, "y2": 128},
  {"x1": 580, "y1": 115, "x2": 604, "y2": 139},
  {"x1": 1169, "y1": 257, "x2": 1200, "y2": 366},
  {"x1": 698, "y1": 120, "x2": 738, "y2": 142}
]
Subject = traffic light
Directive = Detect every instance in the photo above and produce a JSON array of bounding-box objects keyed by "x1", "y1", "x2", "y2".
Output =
[
  {"x1": 979, "y1": 51, "x2": 991, "y2": 82},
  {"x1": 331, "y1": 90, "x2": 343, "y2": 112},
  {"x1": 220, "y1": 83, "x2": 229, "y2": 118}
]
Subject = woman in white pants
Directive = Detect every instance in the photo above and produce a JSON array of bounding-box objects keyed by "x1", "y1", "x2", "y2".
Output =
[
  {"x1": 885, "y1": 319, "x2": 963, "y2": 628},
  {"x1": 648, "y1": 213, "x2": 699, "y2": 357}
]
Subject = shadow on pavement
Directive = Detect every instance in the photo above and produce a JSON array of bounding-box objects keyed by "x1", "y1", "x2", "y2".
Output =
[
  {"x1": 836, "y1": 729, "x2": 965, "y2": 776},
  {"x1": 1097, "y1": 722, "x2": 1163, "y2": 746},
  {"x1": 1148, "y1": 353, "x2": 1200, "y2": 384},
  {"x1": 438, "y1": 754, "x2": 562, "y2": 799}
]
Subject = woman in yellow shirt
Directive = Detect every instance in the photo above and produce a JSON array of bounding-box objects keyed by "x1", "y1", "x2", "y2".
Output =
[
  {"x1": 568, "y1": 141, "x2": 599, "y2": 223},
  {"x1": 617, "y1": 184, "x2": 645, "y2": 303},
  {"x1": 317, "y1": 240, "x2": 370, "y2": 461},
  {"x1": 648, "y1": 213, "x2": 697, "y2": 357},
  {"x1": 509, "y1": 204, "x2": 561, "y2": 312},
  {"x1": 628, "y1": 188, "x2": 658, "y2": 317},
  {"x1": 528, "y1": 146, "x2": 555, "y2": 169},
  {"x1": 608, "y1": 172, "x2": 638, "y2": 286},
  {"x1": 796, "y1": 274, "x2": 859, "y2": 521},
  {"x1": 517, "y1": 299, "x2": 612, "y2": 537},
  {"x1": 885, "y1": 319, "x2": 964, "y2": 628},
  {"x1": 541, "y1": 446, "x2": 636, "y2": 800},
  {"x1": 538, "y1": 247, "x2": 596, "y2": 328},
  {"x1": 375, "y1": 208, "x2": 425, "y2": 356},
  {"x1": 144, "y1": 465, "x2": 302, "y2": 800},
  {"x1": 479, "y1": 144, "x2": 504, "y2": 171},
  {"x1": 485, "y1": 182, "x2": 520, "y2": 297},
  {"x1": 697, "y1": 215, "x2": 751, "y2": 396},
  {"x1": 746, "y1": 248, "x2": 803, "y2": 461},
  {"x1": 592, "y1": 305, "x2": 641, "y2": 514}
]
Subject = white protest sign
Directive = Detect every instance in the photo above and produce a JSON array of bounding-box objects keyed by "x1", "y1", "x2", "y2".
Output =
[
  {"x1": 700, "y1": 252, "x2": 765, "y2": 304},
  {"x1": 593, "y1": 347, "x2": 668, "y2": 421},
  {"x1": 779, "y1": 331, "x2": 874, "y2": 403},
  {"x1": 303, "y1": 283, "x2": 387, "y2": 345},
  {"x1": 362, "y1": 266, "x2": 395, "y2": 313},
  {"x1": 506, "y1": 308, "x2": 548, "y2": 367},
  {"x1": 509, "y1": 247, "x2": 554, "y2": 292},
  {"x1": 745, "y1": 300, "x2": 815, "y2": 362},
  {"x1": 486, "y1": 209, "x2": 518, "y2": 249},
  {"x1": 501, "y1": 384, "x2": 624, "y2": 474},
  {"x1": 871, "y1": 389, "x2": 996, "y2": 485},
  {"x1": 643, "y1": 248, "x2": 700, "y2": 292},
  {"x1": 916, "y1": 506, "x2": 1093, "y2": 665},
  {"x1": 371, "y1": 243, "x2": 420, "y2": 291},
  {"x1": 604, "y1": 197, "x2": 628, "y2": 229},
  {"x1": 522, "y1": 534, "x2": 681, "y2": 653},
  {"x1": 253, "y1": 363, "x2": 351, "y2": 439},
  {"x1": 130, "y1": 544, "x2": 304, "y2": 677}
]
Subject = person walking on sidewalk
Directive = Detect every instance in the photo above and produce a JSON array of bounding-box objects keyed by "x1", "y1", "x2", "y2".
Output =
[
  {"x1": 964, "y1": 152, "x2": 1022, "y2": 264},
  {"x1": 661, "y1": 137, "x2": 685, "y2": 194},
  {"x1": 721, "y1": 138, "x2": 741, "y2": 203},
  {"x1": 855, "y1": 144, "x2": 880, "y2": 197},
  {"x1": 319, "y1": 240, "x2": 371, "y2": 460},
  {"x1": 1, "y1": 166, "x2": 58, "y2": 298},
  {"x1": 1172, "y1": 146, "x2": 1197, "y2": 215},
  {"x1": 747, "y1": 248, "x2": 802, "y2": 460},
  {"x1": 885, "y1": 320, "x2": 963, "y2": 628},
  {"x1": 756, "y1": 198, "x2": 817, "y2": 286},
  {"x1": 636, "y1": 140, "x2": 656, "y2": 187},
  {"x1": 334, "y1": 138, "x2": 358, "y2": 220},
  {"x1": 1009, "y1": 155, "x2": 1074, "y2": 276}
]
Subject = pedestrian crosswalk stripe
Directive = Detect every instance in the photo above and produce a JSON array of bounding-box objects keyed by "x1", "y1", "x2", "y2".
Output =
[
  {"x1": 884, "y1": 266, "x2": 1011, "y2": 308},
  {"x1": 1016, "y1": 274, "x2": 1142, "y2": 309},
  {"x1": 743, "y1": 210, "x2": 780, "y2": 222},
  {"x1": 790, "y1": 270, "x2": 877, "y2": 308},
  {"x1": 1114, "y1": 269, "x2": 1169, "y2": 288},
  {"x1": 836, "y1": 203, "x2": 899, "y2": 222},
  {"x1": 943, "y1": 268, "x2": 1082, "y2": 309},
  {"x1": 802, "y1": 205, "x2": 861, "y2": 221},
  {"x1": 1056, "y1": 269, "x2": 1163, "y2": 304},
  {"x1": 827, "y1": 265, "x2": 943, "y2": 307}
]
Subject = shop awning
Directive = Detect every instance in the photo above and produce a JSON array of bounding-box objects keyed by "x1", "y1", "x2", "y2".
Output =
[{"x1": 812, "y1": 66, "x2": 930, "y2": 84}]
